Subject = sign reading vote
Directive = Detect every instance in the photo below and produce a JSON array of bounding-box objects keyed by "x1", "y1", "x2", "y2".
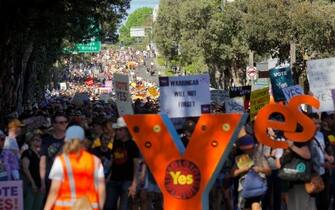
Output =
[
  {"x1": 307, "y1": 57, "x2": 335, "y2": 112},
  {"x1": 269, "y1": 66, "x2": 294, "y2": 102},
  {"x1": 229, "y1": 86, "x2": 251, "y2": 99},
  {"x1": 159, "y1": 75, "x2": 211, "y2": 118},
  {"x1": 282, "y1": 85, "x2": 303, "y2": 102},
  {"x1": 113, "y1": 74, "x2": 134, "y2": 116},
  {"x1": 0, "y1": 181, "x2": 23, "y2": 210}
]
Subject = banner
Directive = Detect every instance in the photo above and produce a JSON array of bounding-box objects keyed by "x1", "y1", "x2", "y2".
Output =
[
  {"x1": 211, "y1": 89, "x2": 229, "y2": 105},
  {"x1": 224, "y1": 97, "x2": 244, "y2": 113},
  {"x1": 282, "y1": 85, "x2": 303, "y2": 102},
  {"x1": 229, "y1": 86, "x2": 251, "y2": 98},
  {"x1": 229, "y1": 86, "x2": 251, "y2": 109},
  {"x1": 269, "y1": 66, "x2": 293, "y2": 101},
  {"x1": 307, "y1": 58, "x2": 335, "y2": 112},
  {"x1": 250, "y1": 87, "x2": 270, "y2": 121},
  {"x1": 0, "y1": 181, "x2": 23, "y2": 210},
  {"x1": 113, "y1": 74, "x2": 134, "y2": 116},
  {"x1": 159, "y1": 75, "x2": 211, "y2": 118}
]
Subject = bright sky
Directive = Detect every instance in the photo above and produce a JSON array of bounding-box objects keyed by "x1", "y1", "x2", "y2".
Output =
[{"x1": 128, "y1": 0, "x2": 160, "y2": 14}]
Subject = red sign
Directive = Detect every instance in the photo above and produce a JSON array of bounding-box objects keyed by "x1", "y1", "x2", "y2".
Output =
[
  {"x1": 247, "y1": 66, "x2": 257, "y2": 80},
  {"x1": 85, "y1": 77, "x2": 94, "y2": 86},
  {"x1": 165, "y1": 159, "x2": 201, "y2": 200}
]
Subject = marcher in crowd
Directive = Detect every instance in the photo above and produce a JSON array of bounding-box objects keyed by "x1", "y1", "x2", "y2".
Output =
[{"x1": 44, "y1": 125, "x2": 106, "y2": 210}]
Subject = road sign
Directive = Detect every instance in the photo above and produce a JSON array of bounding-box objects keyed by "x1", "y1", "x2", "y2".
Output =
[
  {"x1": 75, "y1": 40, "x2": 101, "y2": 53},
  {"x1": 130, "y1": 27, "x2": 146, "y2": 37},
  {"x1": 247, "y1": 66, "x2": 258, "y2": 80}
]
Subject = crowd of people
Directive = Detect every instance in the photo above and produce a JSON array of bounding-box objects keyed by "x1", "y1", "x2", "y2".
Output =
[{"x1": 1, "y1": 46, "x2": 335, "y2": 210}]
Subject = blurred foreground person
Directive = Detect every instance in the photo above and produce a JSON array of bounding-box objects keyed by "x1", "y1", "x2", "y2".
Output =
[{"x1": 44, "y1": 126, "x2": 105, "y2": 210}]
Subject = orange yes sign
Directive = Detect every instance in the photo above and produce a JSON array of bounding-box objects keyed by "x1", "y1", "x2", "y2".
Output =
[
  {"x1": 254, "y1": 95, "x2": 320, "y2": 149},
  {"x1": 124, "y1": 114, "x2": 247, "y2": 210}
]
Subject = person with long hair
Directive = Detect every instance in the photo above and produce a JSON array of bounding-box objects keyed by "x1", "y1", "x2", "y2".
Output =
[{"x1": 44, "y1": 125, "x2": 106, "y2": 210}]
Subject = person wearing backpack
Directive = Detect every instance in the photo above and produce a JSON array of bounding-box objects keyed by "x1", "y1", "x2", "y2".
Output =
[{"x1": 232, "y1": 134, "x2": 271, "y2": 210}]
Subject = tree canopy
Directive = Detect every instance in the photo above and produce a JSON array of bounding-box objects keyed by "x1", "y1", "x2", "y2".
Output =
[
  {"x1": 0, "y1": 0, "x2": 130, "y2": 121},
  {"x1": 154, "y1": 0, "x2": 335, "y2": 88},
  {"x1": 119, "y1": 7, "x2": 154, "y2": 46}
]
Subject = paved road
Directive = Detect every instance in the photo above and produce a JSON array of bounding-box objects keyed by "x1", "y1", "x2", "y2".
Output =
[{"x1": 134, "y1": 58, "x2": 161, "y2": 84}]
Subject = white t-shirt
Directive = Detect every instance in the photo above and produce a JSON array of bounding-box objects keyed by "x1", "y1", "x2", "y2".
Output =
[{"x1": 49, "y1": 156, "x2": 104, "y2": 181}]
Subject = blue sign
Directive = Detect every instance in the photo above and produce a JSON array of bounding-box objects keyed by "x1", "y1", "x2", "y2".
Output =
[{"x1": 269, "y1": 66, "x2": 294, "y2": 101}]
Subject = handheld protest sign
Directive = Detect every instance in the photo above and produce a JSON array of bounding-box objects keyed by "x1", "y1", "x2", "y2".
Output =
[
  {"x1": 124, "y1": 113, "x2": 247, "y2": 210},
  {"x1": 254, "y1": 95, "x2": 320, "y2": 149}
]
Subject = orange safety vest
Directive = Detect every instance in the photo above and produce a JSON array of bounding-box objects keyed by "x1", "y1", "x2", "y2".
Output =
[{"x1": 53, "y1": 150, "x2": 100, "y2": 210}]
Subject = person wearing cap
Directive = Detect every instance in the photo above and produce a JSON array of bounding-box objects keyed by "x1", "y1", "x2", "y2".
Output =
[
  {"x1": 232, "y1": 134, "x2": 271, "y2": 210},
  {"x1": 44, "y1": 125, "x2": 106, "y2": 210},
  {"x1": 104, "y1": 117, "x2": 140, "y2": 210},
  {"x1": 3, "y1": 118, "x2": 25, "y2": 180}
]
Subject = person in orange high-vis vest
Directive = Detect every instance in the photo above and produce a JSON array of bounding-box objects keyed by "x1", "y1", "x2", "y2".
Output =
[{"x1": 44, "y1": 125, "x2": 106, "y2": 210}]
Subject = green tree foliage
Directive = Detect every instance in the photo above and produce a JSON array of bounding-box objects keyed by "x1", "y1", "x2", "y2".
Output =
[
  {"x1": 0, "y1": 0, "x2": 129, "y2": 121},
  {"x1": 154, "y1": 0, "x2": 182, "y2": 61},
  {"x1": 154, "y1": 0, "x2": 335, "y2": 88},
  {"x1": 119, "y1": 7, "x2": 153, "y2": 46}
]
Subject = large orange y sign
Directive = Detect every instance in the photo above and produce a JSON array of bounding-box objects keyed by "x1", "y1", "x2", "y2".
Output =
[
  {"x1": 254, "y1": 95, "x2": 320, "y2": 149},
  {"x1": 124, "y1": 113, "x2": 247, "y2": 210}
]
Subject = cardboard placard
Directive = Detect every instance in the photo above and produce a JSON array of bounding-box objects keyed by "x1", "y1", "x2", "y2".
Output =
[
  {"x1": 282, "y1": 85, "x2": 303, "y2": 102},
  {"x1": 307, "y1": 57, "x2": 335, "y2": 112},
  {"x1": 250, "y1": 87, "x2": 270, "y2": 121},
  {"x1": 159, "y1": 75, "x2": 211, "y2": 118},
  {"x1": 0, "y1": 181, "x2": 23, "y2": 210},
  {"x1": 229, "y1": 86, "x2": 251, "y2": 99},
  {"x1": 113, "y1": 74, "x2": 134, "y2": 116},
  {"x1": 269, "y1": 66, "x2": 294, "y2": 102}
]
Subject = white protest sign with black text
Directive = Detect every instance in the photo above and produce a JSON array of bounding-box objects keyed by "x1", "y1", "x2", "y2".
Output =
[
  {"x1": 159, "y1": 74, "x2": 211, "y2": 118},
  {"x1": 113, "y1": 73, "x2": 134, "y2": 116},
  {"x1": 282, "y1": 85, "x2": 303, "y2": 102},
  {"x1": 307, "y1": 57, "x2": 335, "y2": 112}
]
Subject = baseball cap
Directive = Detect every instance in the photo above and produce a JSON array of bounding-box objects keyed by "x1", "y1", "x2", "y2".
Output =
[
  {"x1": 237, "y1": 135, "x2": 255, "y2": 150},
  {"x1": 8, "y1": 119, "x2": 25, "y2": 129},
  {"x1": 65, "y1": 126, "x2": 85, "y2": 142},
  {"x1": 112, "y1": 117, "x2": 127, "y2": 129}
]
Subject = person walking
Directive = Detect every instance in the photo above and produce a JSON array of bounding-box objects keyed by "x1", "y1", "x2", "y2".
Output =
[
  {"x1": 44, "y1": 125, "x2": 106, "y2": 210},
  {"x1": 22, "y1": 130, "x2": 44, "y2": 210}
]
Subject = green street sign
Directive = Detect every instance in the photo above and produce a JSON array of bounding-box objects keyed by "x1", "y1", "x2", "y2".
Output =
[{"x1": 75, "y1": 40, "x2": 101, "y2": 53}]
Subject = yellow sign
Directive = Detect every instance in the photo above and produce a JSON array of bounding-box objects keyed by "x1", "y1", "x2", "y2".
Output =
[
  {"x1": 250, "y1": 87, "x2": 270, "y2": 121},
  {"x1": 148, "y1": 87, "x2": 159, "y2": 97}
]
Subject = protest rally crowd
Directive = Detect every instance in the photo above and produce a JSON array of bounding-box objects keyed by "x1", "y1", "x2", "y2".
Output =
[{"x1": 1, "y1": 46, "x2": 335, "y2": 210}]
